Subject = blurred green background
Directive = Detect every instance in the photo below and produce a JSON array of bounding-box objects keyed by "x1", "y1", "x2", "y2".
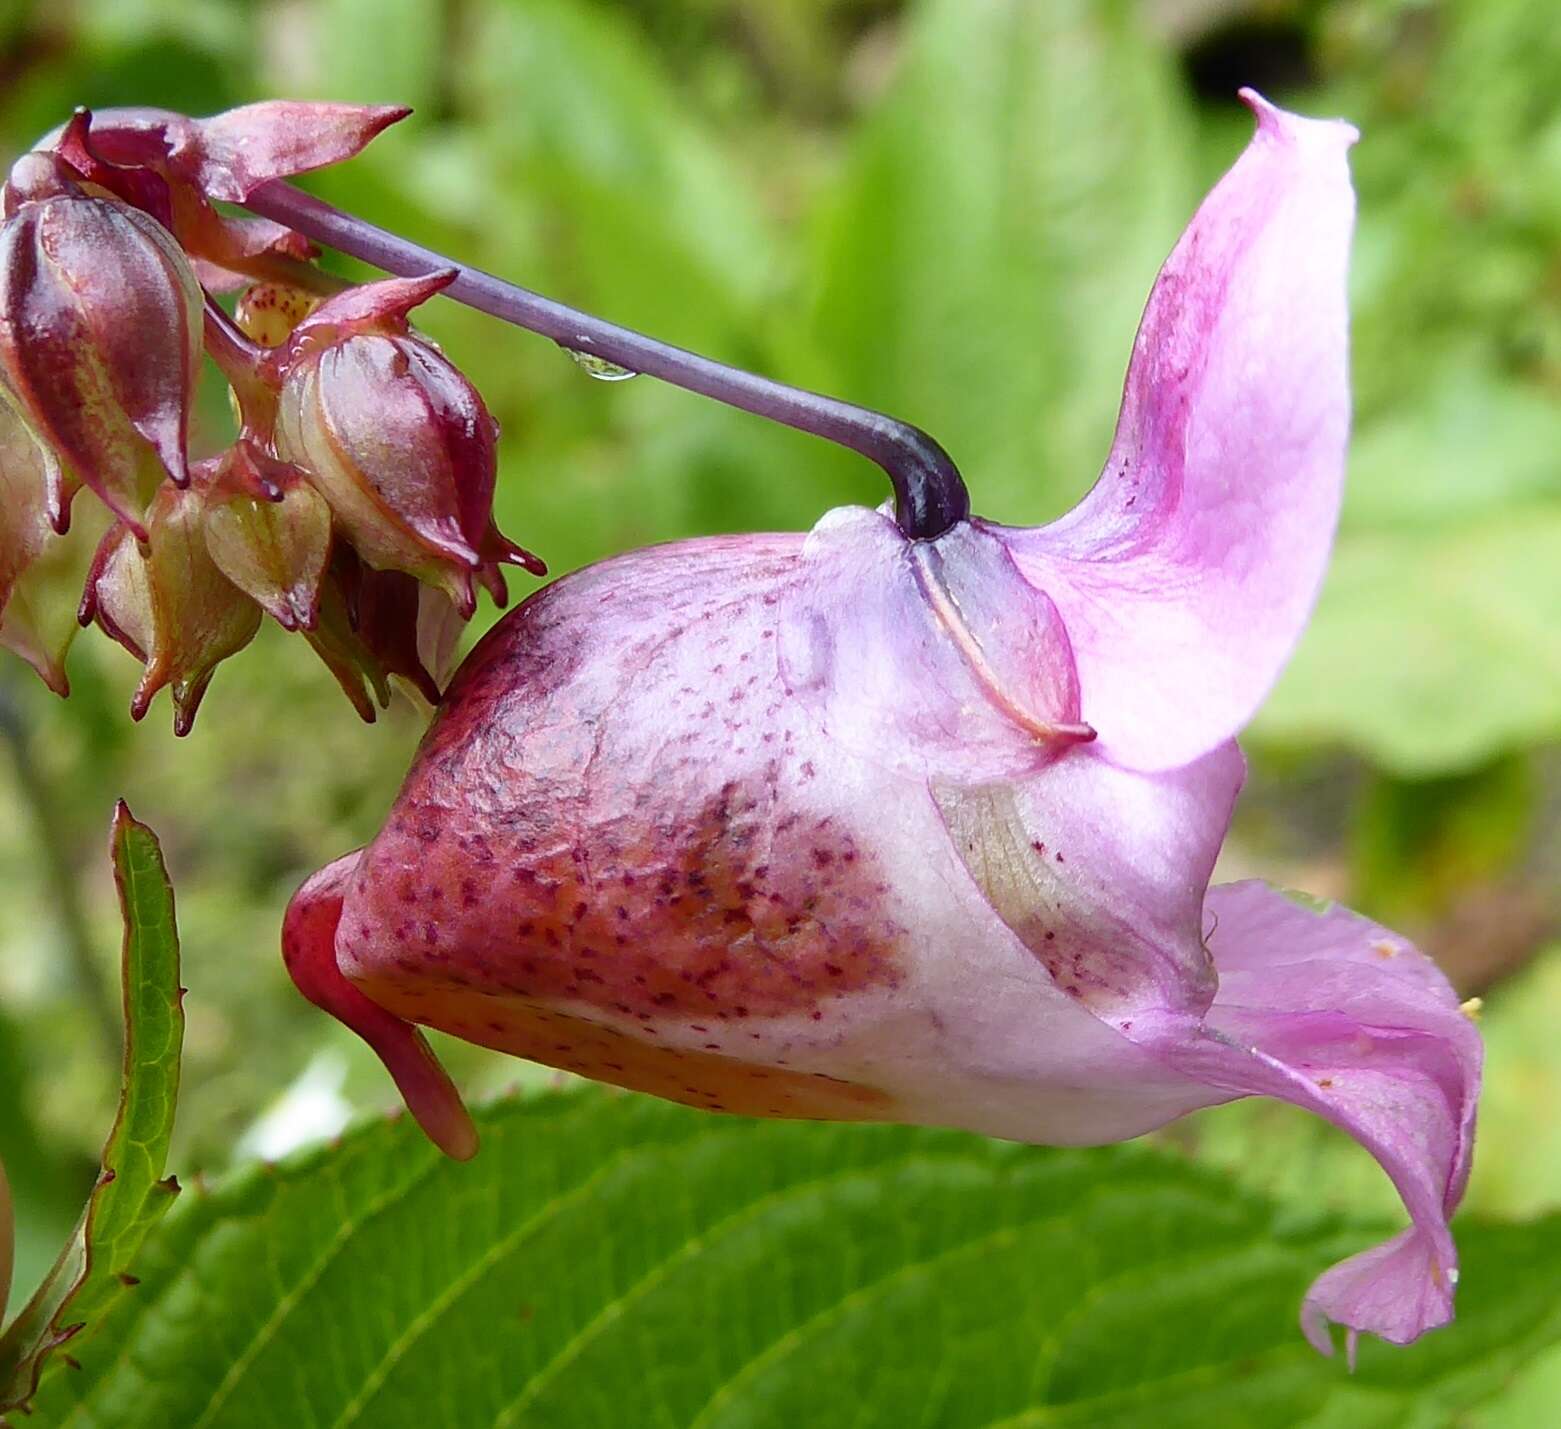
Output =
[{"x1": 0, "y1": 0, "x2": 1557, "y2": 1410}]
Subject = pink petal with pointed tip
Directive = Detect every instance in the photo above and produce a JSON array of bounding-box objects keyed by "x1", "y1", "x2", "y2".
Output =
[
  {"x1": 1164, "y1": 882, "x2": 1480, "y2": 1353},
  {"x1": 1001, "y1": 92, "x2": 1357, "y2": 771},
  {"x1": 183, "y1": 103, "x2": 410, "y2": 202},
  {"x1": 291, "y1": 271, "x2": 456, "y2": 345}
]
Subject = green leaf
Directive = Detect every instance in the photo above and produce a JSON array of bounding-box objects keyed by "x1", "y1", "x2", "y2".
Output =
[
  {"x1": 0, "y1": 803, "x2": 183, "y2": 1415},
  {"x1": 1254, "y1": 506, "x2": 1561, "y2": 775},
  {"x1": 28, "y1": 1087, "x2": 1561, "y2": 1427},
  {"x1": 809, "y1": 0, "x2": 1194, "y2": 526}
]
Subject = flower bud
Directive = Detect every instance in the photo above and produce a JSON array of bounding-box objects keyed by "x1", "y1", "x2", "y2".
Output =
[
  {"x1": 0, "y1": 418, "x2": 107, "y2": 695},
  {"x1": 31, "y1": 103, "x2": 409, "y2": 292},
  {"x1": 354, "y1": 564, "x2": 452, "y2": 706},
  {"x1": 275, "y1": 274, "x2": 541, "y2": 616},
  {"x1": 81, "y1": 478, "x2": 261, "y2": 733},
  {"x1": 202, "y1": 446, "x2": 331, "y2": 631},
  {"x1": 302, "y1": 575, "x2": 390, "y2": 725},
  {"x1": 1, "y1": 383, "x2": 58, "y2": 613},
  {"x1": 298, "y1": 551, "x2": 452, "y2": 716},
  {"x1": 0, "y1": 172, "x2": 201, "y2": 537}
]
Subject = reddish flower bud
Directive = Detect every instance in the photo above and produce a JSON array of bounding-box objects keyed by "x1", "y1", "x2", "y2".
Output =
[
  {"x1": 202, "y1": 444, "x2": 331, "y2": 631},
  {"x1": 415, "y1": 586, "x2": 465, "y2": 692},
  {"x1": 0, "y1": 168, "x2": 201, "y2": 537},
  {"x1": 0, "y1": 515, "x2": 109, "y2": 698},
  {"x1": 0, "y1": 384, "x2": 57, "y2": 612},
  {"x1": 302, "y1": 574, "x2": 391, "y2": 725},
  {"x1": 353, "y1": 564, "x2": 449, "y2": 706},
  {"x1": 276, "y1": 274, "x2": 541, "y2": 615},
  {"x1": 1, "y1": 390, "x2": 106, "y2": 693},
  {"x1": 81, "y1": 479, "x2": 261, "y2": 733},
  {"x1": 49, "y1": 102, "x2": 409, "y2": 205}
]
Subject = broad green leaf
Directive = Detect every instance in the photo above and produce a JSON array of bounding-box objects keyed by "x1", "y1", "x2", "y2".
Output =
[
  {"x1": 809, "y1": 0, "x2": 1194, "y2": 526},
  {"x1": 0, "y1": 804, "x2": 183, "y2": 1415},
  {"x1": 29, "y1": 1087, "x2": 1561, "y2": 1428},
  {"x1": 1255, "y1": 507, "x2": 1561, "y2": 775}
]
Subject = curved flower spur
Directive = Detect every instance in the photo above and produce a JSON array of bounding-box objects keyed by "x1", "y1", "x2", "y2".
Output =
[{"x1": 270, "y1": 92, "x2": 1479, "y2": 1358}]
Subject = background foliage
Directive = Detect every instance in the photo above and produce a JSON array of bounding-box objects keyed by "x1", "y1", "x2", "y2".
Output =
[{"x1": 0, "y1": 0, "x2": 1558, "y2": 1422}]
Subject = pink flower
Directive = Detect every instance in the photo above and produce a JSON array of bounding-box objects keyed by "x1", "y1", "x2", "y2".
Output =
[{"x1": 282, "y1": 94, "x2": 1480, "y2": 1356}]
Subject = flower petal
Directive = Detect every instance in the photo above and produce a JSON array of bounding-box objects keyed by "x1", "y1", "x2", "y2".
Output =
[
  {"x1": 1153, "y1": 881, "x2": 1481, "y2": 1356},
  {"x1": 932, "y1": 740, "x2": 1244, "y2": 1024},
  {"x1": 182, "y1": 102, "x2": 410, "y2": 202},
  {"x1": 53, "y1": 104, "x2": 407, "y2": 203},
  {"x1": 779, "y1": 507, "x2": 1089, "y2": 785},
  {"x1": 1000, "y1": 91, "x2": 1357, "y2": 771}
]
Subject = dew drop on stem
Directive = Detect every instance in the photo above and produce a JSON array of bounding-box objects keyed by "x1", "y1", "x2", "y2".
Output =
[{"x1": 564, "y1": 347, "x2": 638, "y2": 382}]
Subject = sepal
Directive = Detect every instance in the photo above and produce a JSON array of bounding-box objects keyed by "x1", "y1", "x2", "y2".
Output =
[
  {"x1": 80, "y1": 480, "x2": 262, "y2": 733},
  {"x1": 201, "y1": 444, "x2": 332, "y2": 632}
]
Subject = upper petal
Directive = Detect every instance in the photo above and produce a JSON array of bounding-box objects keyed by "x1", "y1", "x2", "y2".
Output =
[
  {"x1": 1001, "y1": 91, "x2": 1357, "y2": 771},
  {"x1": 38, "y1": 103, "x2": 407, "y2": 204},
  {"x1": 180, "y1": 103, "x2": 410, "y2": 202}
]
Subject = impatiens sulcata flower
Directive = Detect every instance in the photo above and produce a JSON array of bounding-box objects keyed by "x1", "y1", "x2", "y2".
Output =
[{"x1": 281, "y1": 94, "x2": 1482, "y2": 1358}]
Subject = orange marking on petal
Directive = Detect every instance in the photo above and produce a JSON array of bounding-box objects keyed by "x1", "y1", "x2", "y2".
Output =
[{"x1": 361, "y1": 982, "x2": 893, "y2": 1120}]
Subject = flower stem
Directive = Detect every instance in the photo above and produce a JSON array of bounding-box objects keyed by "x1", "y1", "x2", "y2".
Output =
[{"x1": 240, "y1": 180, "x2": 970, "y2": 540}]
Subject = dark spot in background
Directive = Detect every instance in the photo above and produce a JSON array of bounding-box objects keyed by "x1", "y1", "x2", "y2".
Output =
[{"x1": 1183, "y1": 15, "x2": 1317, "y2": 107}]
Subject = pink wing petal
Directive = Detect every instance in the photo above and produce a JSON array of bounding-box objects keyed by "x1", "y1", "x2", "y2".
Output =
[
  {"x1": 1000, "y1": 92, "x2": 1357, "y2": 771},
  {"x1": 1155, "y1": 881, "x2": 1481, "y2": 1356}
]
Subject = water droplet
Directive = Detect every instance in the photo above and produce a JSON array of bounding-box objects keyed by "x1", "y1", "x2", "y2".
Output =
[{"x1": 566, "y1": 348, "x2": 638, "y2": 382}]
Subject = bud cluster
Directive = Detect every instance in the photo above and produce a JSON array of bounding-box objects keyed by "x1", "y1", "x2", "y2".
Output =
[{"x1": 0, "y1": 104, "x2": 540, "y2": 730}]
